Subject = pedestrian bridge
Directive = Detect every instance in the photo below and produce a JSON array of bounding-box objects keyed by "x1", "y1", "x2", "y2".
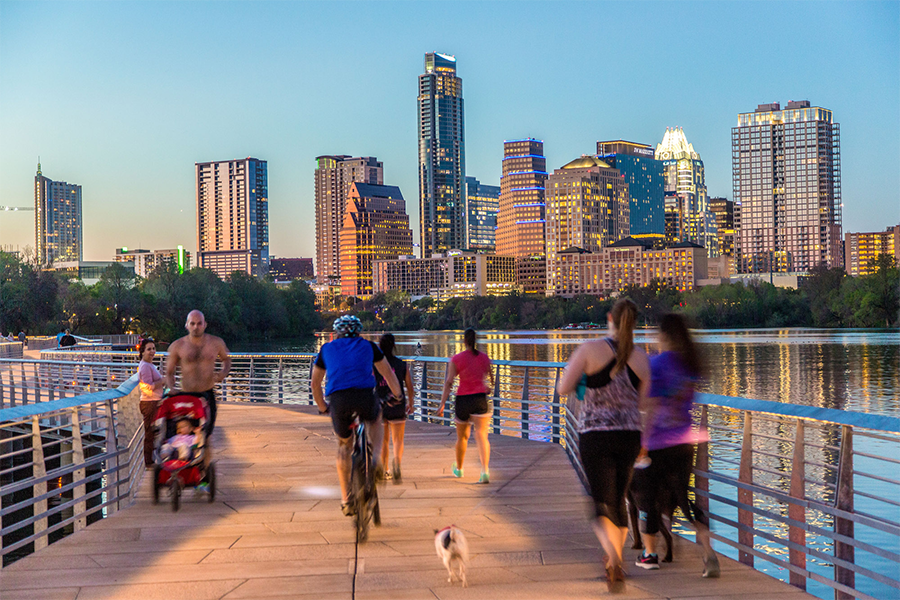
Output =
[{"x1": 2, "y1": 353, "x2": 898, "y2": 600}]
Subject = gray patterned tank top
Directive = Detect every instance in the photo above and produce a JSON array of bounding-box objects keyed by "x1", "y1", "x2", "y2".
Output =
[{"x1": 577, "y1": 340, "x2": 642, "y2": 433}]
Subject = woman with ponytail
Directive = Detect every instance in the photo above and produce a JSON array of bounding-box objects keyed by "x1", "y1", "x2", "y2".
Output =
[
  {"x1": 437, "y1": 329, "x2": 494, "y2": 484},
  {"x1": 557, "y1": 298, "x2": 650, "y2": 593}
]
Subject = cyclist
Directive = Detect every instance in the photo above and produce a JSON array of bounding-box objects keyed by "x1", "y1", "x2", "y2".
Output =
[{"x1": 311, "y1": 316, "x2": 402, "y2": 516}]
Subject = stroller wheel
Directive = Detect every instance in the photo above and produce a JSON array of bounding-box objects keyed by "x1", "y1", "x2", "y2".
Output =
[
  {"x1": 151, "y1": 466, "x2": 160, "y2": 505},
  {"x1": 170, "y1": 478, "x2": 181, "y2": 512},
  {"x1": 207, "y1": 463, "x2": 216, "y2": 503}
]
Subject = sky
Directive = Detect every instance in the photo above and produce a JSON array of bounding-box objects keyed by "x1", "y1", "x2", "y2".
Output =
[{"x1": 1, "y1": 1, "x2": 898, "y2": 262}]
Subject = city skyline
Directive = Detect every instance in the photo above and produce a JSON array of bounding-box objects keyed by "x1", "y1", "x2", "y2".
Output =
[{"x1": 1, "y1": 2, "x2": 897, "y2": 261}]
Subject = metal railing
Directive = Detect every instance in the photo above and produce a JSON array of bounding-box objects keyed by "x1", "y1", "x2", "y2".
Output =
[
  {"x1": 0, "y1": 342, "x2": 24, "y2": 360},
  {"x1": 0, "y1": 373, "x2": 144, "y2": 567},
  {"x1": 21, "y1": 351, "x2": 900, "y2": 598}
]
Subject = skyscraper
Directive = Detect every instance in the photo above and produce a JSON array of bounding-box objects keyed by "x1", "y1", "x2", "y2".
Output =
[
  {"x1": 464, "y1": 176, "x2": 499, "y2": 252},
  {"x1": 655, "y1": 128, "x2": 718, "y2": 256},
  {"x1": 314, "y1": 156, "x2": 383, "y2": 284},
  {"x1": 339, "y1": 183, "x2": 414, "y2": 299},
  {"x1": 34, "y1": 162, "x2": 82, "y2": 266},
  {"x1": 196, "y1": 157, "x2": 269, "y2": 279},
  {"x1": 418, "y1": 52, "x2": 465, "y2": 257},
  {"x1": 596, "y1": 140, "x2": 664, "y2": 236},
  {"x1": 545, "y1": 156, "x2": 630, "y2": 295},
  {"x1": 708, "y1": 197, "x2": 736, "y2": 257},
  {"x1": 497, "y1": 139, "x2": 548, "y2": 258},
  {"x1": 733, "y1": 101, "x2": 842, "y2": 273}
]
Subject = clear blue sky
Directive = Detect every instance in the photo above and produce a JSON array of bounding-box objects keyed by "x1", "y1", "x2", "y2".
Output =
[{"x1": 1, "y1": 1, "x2": 897, "y2": 261}]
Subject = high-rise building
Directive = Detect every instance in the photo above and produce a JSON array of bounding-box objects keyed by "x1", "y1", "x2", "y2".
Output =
[
  {"x1": 845, "y1": 226, "x2": 899, "y2": 276},
  {"x1": 269, "y1": 257, "x2": 314, "y2": 282},
  {"x1": 339, "y1": 183, "x2": 413, "y2": 299},
  {"x1": 464, "y1": 176, "x2": 499, "y2": 252},
  {"x1": 597, "y1": 140, "x2": 664, "y2": 236},
  {"x1": 708, "y1": 197, "x2": 736, "y2": 257},
  {"x1": 314, "y1": 156, "x2": 383, "y2": 283},
  {"x1": 545, "y1": 156, "x2": 630, "y2": 296},
  {"x1": 655, "y1": 128, "x2": 718, "y2": 256},
  {"x1": 733, "y1": 101, "x2": 842, "y2": 273},
  {"x1": 115, "y1": 247, "x2": 191, "y2": 278},
  {"x1": 497, "y1": 139, "x2": 548, "y2": 258},
  {"x1": 196, "y1": 157, "x2": 269, "y2": 279},
  {"x1": 418, "y1": 52, "x2": 465, "y2": 257},
  {"x1": 34, "y1": 162, "x2": 82, "y2": 266},
  {"x1": 373, "y1": 251, "x2": 517, "y2": 300}
]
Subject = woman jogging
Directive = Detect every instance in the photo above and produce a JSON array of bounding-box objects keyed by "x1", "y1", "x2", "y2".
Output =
[
  {"x1": 376, "y1": 334, "x2": 415, "y2": 483},
  {"x1": 137, "y1": 338, "x2": 165, "y2": 468},
  {"x1": 437, "y1": 329, "x2": 494, "y2": 484},
  {"x1": 631, "y1": 313, "x2": 719, "y2": 578},
  {"x1": 557, "y1": 298, "x2": 650, "y2": 593}
]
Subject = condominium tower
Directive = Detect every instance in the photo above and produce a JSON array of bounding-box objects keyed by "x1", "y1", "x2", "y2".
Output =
[
  {"x1": 418, "y1": 52, "x2": 465, "y2": 257},
  {"x1": 497, "y1": 139, "x2": 548, "y2": 258},
  {"x1": 596, "y1": 140, "x2": 664, "y2": 236},
  {"x1": 34, "y1": 162, "x2": 82, "y2": 266},
  {"x1": 195, "y1": 157, "x2": 269, "y2": 279},
  {"x1": 464, "y1": 176, "x2": 499, "y2": 252},
  {"x1": 733, "y1": 101, "x2": 842, "y2": 272},
  {"x1": 314, "y1": 155, "x2": 383, "y2": 283},
  {"x1": 339, "y1": 183, "x2": 413, "y2": 299}
]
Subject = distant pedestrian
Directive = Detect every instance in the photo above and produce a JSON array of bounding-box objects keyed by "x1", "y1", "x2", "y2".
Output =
[
  {"x1": 59, "y1": 330, "x2": 76, "y2": 348},
  {"x1": 56, "y1": 328, "x2": 66, "y2": 348},
  {"x1": 631, "y1": 313, "x2": 719, "y2": 577},
  {"x1": 137, "y1": 338, "x2": 165, "y2": 468},
  {"x1": 437, "y1": 329, "x2": 494, "y2": 484},
  {"x1": 17, "y1": 331, "x2": 25, "y2": 345},
  {"x1": 376, "y1": 333, "x2": 415, "y2": 483},
  {"x1": 557, "y1": 298, "x2": 650, "y2": 594}
]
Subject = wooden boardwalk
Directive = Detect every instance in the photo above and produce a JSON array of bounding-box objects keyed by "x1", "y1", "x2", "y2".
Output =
[{"x1": 0, "y1": 403, "x2": 814, "y2": 600}]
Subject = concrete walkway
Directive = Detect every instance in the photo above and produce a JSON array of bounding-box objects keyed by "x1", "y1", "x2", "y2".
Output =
[{"x1": 0, "y1": 403, "x2": 814, "y2": 600}]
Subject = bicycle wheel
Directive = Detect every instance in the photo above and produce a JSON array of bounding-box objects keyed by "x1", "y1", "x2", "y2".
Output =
[{"x1": 351, "y1": 447, "x2": 371, "y2": 542}]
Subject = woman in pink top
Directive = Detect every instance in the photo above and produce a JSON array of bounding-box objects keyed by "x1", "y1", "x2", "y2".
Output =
[
  {"x1": 437, "y1": 329, "x2": 495, "y2": 484},
  {"x1": 137, "y1": 338, "x2": 165, "y2": 468}
]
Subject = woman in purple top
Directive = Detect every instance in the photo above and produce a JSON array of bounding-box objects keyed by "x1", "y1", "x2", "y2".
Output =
[{"x1": 631, "y1": 313, "x2": 719, "y2": 578}]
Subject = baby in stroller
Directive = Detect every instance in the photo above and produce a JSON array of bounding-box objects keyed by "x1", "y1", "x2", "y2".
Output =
[{"x1": 152, "y1": 392, "x2": 216, "y2": 510}]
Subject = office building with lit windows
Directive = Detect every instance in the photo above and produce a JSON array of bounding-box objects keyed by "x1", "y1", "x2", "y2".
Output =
[
  {"x1": 733, "y1": 101, "x2": 842, "y2": 273},
  {"x1": 656, "y1": 128, "x2": 718, "y2": 256},
  {"x1": 269, "y1": 257, "x2": 314, "y2": 282},
  {"x1": 497, "y1": 139, "x2": 548, "y2": 258},
  {"x1": 597, "y1": 140, "x2": 664, "y2": 236},
  {"x1": 339, "y1": 183, "x2": 413, "y2": 299},
  {"x1": 196, "y1": 157, "x2": 268, "y2": 279},
  {"x1": 845, "y1": 226, "x2": 899, "y2": 276},
  {"x1": 315, "y1": 155, "x2": 383, "y2": 283},
  {"x1": 545, "y1": 155, "x2": 630, "y2": 296},
  {"x1": 115, "y1": 247, "x2": 191, "y2": 278},
  {"x1": 34, "y1": 162, "x2": 82, "y2": 266},
  {"x1": 464, "y1": 176, "x2": 499, "y2": 252},
  {"x1": 418, "y1": 52, "x2": 465, "y2": 257},
  {"x1": 373, "y1": 251, "x2": 516, "y2": 300}
]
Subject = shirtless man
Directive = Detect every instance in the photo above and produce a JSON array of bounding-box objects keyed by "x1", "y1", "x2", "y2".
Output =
[{"x1": 164, "y1": 310, "x2": 231, "y2": 438}]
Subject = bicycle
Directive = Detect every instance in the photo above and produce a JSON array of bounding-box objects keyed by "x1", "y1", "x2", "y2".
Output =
[{"x1": 350, "y1": 418, "x2": 381, "y2": 542}]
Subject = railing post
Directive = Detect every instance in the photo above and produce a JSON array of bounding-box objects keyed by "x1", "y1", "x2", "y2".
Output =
[
  {"x1": 0, "y1": 367, "x2": 5, "y2": 408},
  {"x1": 307, "y1": 357, "x2": 315, "y2": 404},
  {"x1": 20, "y1": 361, "x2": 28, "y2": 405},
  {"x1": 249, "y1": 356, "x2": 256, "y2": 402},
  {"x1": 418, "y1": 360, "x2": 428, "y2": 420},
  {"x1": 277, "y1": 357, "x2": 284, "y2": 404},
  {"x1": 105, "y1": 398, "x2": 120, "y2": 515},
  {"x1": 31, "y1": 415, "x2": 48, "y2": 551},
  {"x1": 520, "y1": 366, "x2": 530, "y2": 440},
  {"x1": 551, "y1": 368, "x2": 561, "y2": 445},
  {"x1": 834, "y1": 425, "x2": 855, "y2": 600},
  {"x1": 789, "y1": 419, "x2": 807, "y2": 590},
  {"x1": 71, "y1": 407, "x2": 87, "y2": 532},
  {"x1": 738, "y1": 411, "x2": 754, "y2": 566},
  {"x1": 492, "y1": 363, "x2": 501, "y2": 435},
  {"x1": 695, "y1": 404, "x2": 710, "y2": 515}
]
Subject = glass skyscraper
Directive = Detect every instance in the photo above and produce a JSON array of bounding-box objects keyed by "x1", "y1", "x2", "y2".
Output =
[
  {"x1": 34, "y1": 162, "x2": 82, "y2": 266},
  {"x1": 596, "y1": 141, "x2": 664, "y2": 236},
  {"x1": 464, "y1": 176, "x2": 499, "y2": 252},
  {"x1": 418, "y1": 52, "x2": 465, "y2": 257}
]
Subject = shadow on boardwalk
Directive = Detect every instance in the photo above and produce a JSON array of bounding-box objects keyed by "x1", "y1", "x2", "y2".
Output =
[{"x1": 0, "y1": 403, "x2": 814, "y2": 600}]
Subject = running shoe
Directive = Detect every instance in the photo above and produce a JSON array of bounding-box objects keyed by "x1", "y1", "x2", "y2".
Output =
[
  {"x1": 702, "y1": 553, "x2": 720, "y2": 578},
  {"x1": 478, "y1": 471, "x2": 490, "y2": 484},
  {"x1": 341, "y1": 502, "x2": 356, "y2": 517},
  {"x1": 605, "y1": 565, "x2": 626, "y2": 593},
  {"x1": 452, "y1": 463, "x2": 463, "y2": 478},
  {"x1": 374, "y1": 464, "x2": 386, "y2": 482},
  {"x1": 635, "y1": 552, "x2": 660, "y2": 569}
]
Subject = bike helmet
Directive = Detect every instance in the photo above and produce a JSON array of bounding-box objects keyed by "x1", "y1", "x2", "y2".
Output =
[{"x1": 332, "y1": 315, "x2": 363, "y2": 337}]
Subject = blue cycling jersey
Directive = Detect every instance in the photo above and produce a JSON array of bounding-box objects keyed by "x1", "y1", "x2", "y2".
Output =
[{"x1": 315, "y1": 336, "x2": 384, "y2": 396}]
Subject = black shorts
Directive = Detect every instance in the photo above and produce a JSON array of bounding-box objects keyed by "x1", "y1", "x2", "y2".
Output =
[
  {"x1": 327, "y1": 387, "x2": 381, "y2": 439},
  {"x1": 578, "y1": 430, "x2": 641, "y2": 527},
  {"x1": 455, "y1": 393, "x2": 489, "y2": 423},
  {"x1": 631, "y1": 443, "x2": 707, "y2": 534},
  {"x1": 381, "y1": 398, "x2": 407, "y2": 422}
]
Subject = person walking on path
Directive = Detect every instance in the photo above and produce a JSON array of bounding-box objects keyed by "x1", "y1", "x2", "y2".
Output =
[
  {"x1": 137, "y1": 338, "x2": 164, "y2": 468},
  {"x1": 164, "y1": 310, "x2": 231, "y2": 438},
  {"x1": 311, "y1": 316, "x2": 402, "y2": 516},
  {"x1": 631, "y1": 313, "x2": 720, "y2": 578},
  {"x1": 556, "y1": 298, "x2": 650, "y2": 593},
  {"x1": 437, "y1": 329, "x2": 495, "y2": 484},
  {"x1": 376, "y1": 334, "x2": 415, "y2": 483}
]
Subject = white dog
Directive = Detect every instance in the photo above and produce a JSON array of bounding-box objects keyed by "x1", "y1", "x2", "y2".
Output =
[{"x1": 434, "y1": 525, "x2": 469, "y2": 587}]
